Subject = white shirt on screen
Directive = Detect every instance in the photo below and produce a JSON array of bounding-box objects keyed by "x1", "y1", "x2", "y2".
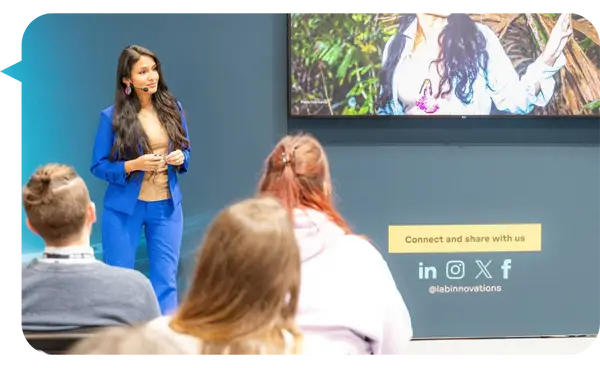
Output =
[{"x1": 379, "y1": 18, "x2": 566, "y2": 115}]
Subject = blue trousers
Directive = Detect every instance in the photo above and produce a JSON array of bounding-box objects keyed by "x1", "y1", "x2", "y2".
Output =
[{"x1": 101, "y1": 199, "x2": 183, "y2": 315}]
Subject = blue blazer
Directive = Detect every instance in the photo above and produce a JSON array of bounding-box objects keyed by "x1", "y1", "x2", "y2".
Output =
[{"x1": 90, "y1": 102, "x2": 191, "y2": 215}]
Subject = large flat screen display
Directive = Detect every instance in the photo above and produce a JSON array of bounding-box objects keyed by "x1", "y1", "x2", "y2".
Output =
[{"x1": 288, "y1": 13, "x2": 600, "y2": 117}]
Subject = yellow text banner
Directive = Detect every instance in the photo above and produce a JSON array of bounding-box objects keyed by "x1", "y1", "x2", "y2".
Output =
[{"x1": 388, "y1": 223, "x2": 541, "y2": 253}]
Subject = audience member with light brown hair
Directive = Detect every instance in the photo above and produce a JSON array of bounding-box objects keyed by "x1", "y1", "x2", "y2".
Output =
[
  {"x1": 68, "y1": 325, "x2": 187, "y2": 355},
  {"x1": 145, "y1": 196, "x2": 339, "y2": 354},
  {"x1": 22, "y1": 163, "x2": 160, "y2": 331},
  {"x1": 256, "y1": 133, "x2": 413, "y2": 354}
]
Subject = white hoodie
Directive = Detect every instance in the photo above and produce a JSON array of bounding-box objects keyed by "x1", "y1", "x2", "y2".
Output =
[{"x1": 293, "y1": 208, "x2": 413, "y2": 354}]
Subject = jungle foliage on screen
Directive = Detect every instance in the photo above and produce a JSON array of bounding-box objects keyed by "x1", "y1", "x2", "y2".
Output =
[{"x1": 288, "y1": 14, "x2": 600, "y2": 117}]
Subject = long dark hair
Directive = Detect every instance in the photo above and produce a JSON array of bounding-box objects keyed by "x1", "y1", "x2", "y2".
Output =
[
  {"x1": 377, "y1": 14, "x2": 490, "y2": 109},
  {"x1": 110, "y1": 45, "x2": 190, "y2": 161}
]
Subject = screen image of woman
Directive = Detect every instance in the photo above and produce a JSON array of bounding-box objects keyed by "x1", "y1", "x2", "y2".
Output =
[
  {"x1": 288, "y1": 13, "x2": 599, "y2": 117},
  {"x1": 376, "y1": 13, "x2": 573, "y2": 115}
]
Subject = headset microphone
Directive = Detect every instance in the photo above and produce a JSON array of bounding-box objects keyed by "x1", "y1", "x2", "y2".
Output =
[{"x1": 134, "y1": 86, "x2": 149, "y2": 92}]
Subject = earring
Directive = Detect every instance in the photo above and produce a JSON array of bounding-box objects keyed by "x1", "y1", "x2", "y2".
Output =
[{"x1": 124, "y1": 84, "x2": 131, "y2": 96}]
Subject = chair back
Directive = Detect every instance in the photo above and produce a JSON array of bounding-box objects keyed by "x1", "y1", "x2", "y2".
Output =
[{"x1": 21, "y1": 328, "x2": 98, "y2": 360}]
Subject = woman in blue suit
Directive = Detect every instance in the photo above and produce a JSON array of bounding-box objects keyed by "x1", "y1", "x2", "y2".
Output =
[{"x1": 91, "y1": 45, "x2": 191, "y2": 315}]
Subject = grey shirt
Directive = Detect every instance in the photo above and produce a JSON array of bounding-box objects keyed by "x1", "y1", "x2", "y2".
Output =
[{"x1": 22, "y1": 259, "x2": 161, "y2": 331}]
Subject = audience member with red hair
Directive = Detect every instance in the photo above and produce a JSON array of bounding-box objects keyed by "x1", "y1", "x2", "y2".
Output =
[{"x1": 257, "y1": 133, "x2": 413, "y2": 354}]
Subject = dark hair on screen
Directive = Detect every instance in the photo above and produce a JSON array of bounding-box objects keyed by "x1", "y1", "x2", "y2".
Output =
[{"x1": 377, "y1": 14, "x2": 490, "y2": 110}]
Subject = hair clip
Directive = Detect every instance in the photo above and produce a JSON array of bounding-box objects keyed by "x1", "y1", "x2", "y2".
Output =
[{"x1": 281, "y1": 152, "x2": 288, "y2": 165}]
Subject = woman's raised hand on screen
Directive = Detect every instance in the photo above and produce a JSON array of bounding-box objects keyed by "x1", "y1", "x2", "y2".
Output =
[{"x1": 542, "y1": 13, "x2": 573, "y2": 66}]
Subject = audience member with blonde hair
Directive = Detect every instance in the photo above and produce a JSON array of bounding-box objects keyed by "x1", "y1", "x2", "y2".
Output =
[
  {"x1": 257, "y1": 133, "x2": 413, "y2": 354},
  {"x1": 146, "y1": 196, "x2": 338, "y2": 354},
  {"x1": 22, "y1": 164, "x2": 160, "y2": 331},
  {"x1": 68, "y1": 325, "x2": 187, "y2": 355}
]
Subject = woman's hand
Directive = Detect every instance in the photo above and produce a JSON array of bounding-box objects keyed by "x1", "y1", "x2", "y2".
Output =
[
  {"x1": 166, "y1": 150, "x2": 185, "y2": 166},
  {"x1": 542, "y1": 13, "x2": 573, "y2": 66},
  {"x1": 127, "y1": 154, "x2": 165, "y2": 173}
]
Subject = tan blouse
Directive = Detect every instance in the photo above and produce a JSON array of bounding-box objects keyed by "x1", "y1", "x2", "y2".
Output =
[{"x1": 138, "y1": 113, "x2": 170, "y2": 201}]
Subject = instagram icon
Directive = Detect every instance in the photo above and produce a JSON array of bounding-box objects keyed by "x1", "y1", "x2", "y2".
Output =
[{"x1": 446, "y1": 261, "x2": 465, "y2": 279}]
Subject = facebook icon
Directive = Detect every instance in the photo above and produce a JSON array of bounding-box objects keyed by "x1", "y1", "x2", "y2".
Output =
[{"x1": 501, "y1": 259, "x2": 512, "y2": 279}]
